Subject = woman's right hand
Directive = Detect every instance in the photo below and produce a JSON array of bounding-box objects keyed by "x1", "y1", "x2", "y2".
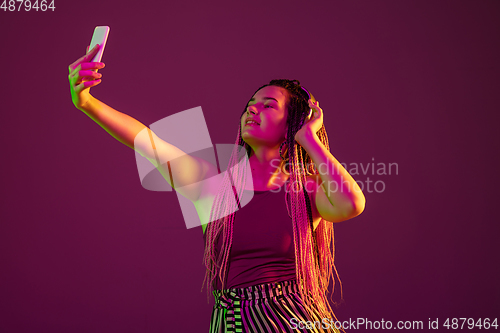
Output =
[{"x1": 68, "y1": 44, "x2": 106, "y2": 109}]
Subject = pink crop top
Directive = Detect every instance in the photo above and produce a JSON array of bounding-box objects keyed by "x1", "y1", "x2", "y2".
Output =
[{"x1": 203, "y1": 181, "x2": 297, "y2": 290}]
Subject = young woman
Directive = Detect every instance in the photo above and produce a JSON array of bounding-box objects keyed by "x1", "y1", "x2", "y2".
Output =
[{"x1": 69, "y1": 45, "x2": 365, "y2": 332}]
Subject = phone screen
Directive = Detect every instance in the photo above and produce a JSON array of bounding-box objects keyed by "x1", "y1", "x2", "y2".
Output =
[{"x1": 89, "y1": 26, "x2": 110, "y2": 63}]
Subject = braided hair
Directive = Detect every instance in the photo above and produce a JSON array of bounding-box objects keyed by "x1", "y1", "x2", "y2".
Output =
[{"x1": 203, "y1": 79, "x2": 342, "y2": 328}]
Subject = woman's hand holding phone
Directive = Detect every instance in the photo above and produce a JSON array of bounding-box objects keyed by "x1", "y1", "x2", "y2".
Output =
[{"x1": 68, "y1": 44, "x2": 106, "y2": 110}]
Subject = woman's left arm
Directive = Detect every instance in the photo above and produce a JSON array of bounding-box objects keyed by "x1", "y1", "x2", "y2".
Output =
[{"x1": 295, "y1": 100, "x2": 365, "y2": 222}]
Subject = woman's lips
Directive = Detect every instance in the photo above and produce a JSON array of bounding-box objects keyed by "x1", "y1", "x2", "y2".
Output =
[{"x1": 245, "y1": 119, "x2": 260, "y2": 126}]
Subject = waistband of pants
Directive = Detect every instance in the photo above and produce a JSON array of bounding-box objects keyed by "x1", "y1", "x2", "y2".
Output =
[{"x1": 212, "y1": 279, "x2": 299, "y2": 308}]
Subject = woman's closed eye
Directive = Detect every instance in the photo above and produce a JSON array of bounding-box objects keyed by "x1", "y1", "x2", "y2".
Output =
[{"x1": 245, "y1": 103, "x2": 275, "y2": 110}]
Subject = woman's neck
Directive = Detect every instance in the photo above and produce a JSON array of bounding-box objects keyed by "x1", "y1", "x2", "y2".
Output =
[{"x1": 248, "y1": 146, "x2": 288, "y2": 190}]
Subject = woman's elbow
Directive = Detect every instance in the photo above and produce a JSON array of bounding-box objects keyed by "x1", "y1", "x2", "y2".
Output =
[{"x1": 350, "y1": 193, "x2": 366, "y2": 218}]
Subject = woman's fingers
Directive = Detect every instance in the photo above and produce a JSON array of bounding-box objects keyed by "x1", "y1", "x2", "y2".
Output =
[
  {"x1": 69, "y1": 65, "x2": 103, "y2": 90},
  {"x1": 68, "y1": 45, "x2": 105, "y2": 108},
  {"x1": 78, "y1": 69, "x2": 102, "y2": 80},
  {"x1": 72, "y1": 71, "x2": 102, "y2": 87},
  {"x1": 68, "y1": 44, "x2": 100, "y2": 73},
  {"x1": 82, "y1": 62, "x2": 105, "y2": 71},
  {"x1": 308, "y1": 99, "x2": 321, "y2": 111},
  {"x1": 307, "y1": 99, "x2": 323, "y2": 120},
  {"x1": 68, "y1": 62, "x2": 105, "y2": 80},
  {"x1": 74, "y1": 79, "x2": 102, "y2": 94}
]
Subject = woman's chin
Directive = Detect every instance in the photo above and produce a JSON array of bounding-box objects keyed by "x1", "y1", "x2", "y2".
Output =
[
  {"x1": 242, "y1": 135, "x2": 264, "y2": 147},
  {"x1": 241, "y1": 133, "x2": 257, "y2": 144}
]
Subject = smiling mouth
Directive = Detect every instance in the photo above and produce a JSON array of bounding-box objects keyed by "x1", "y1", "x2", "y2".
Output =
[{"x1": 245, "y1": 120, "x2": 260, "y2": 126}]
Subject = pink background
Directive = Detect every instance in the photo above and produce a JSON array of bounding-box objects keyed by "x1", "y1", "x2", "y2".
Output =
[{"x1": 1, "y1": 0, "x2": 499, "y2": 332}]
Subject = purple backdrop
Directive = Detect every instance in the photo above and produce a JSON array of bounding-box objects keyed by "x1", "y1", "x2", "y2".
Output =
[{"x1": 1, "y1": 0, "x2": 499, "y2": 332}]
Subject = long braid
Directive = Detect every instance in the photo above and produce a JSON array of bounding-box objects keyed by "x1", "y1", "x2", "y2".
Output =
[{"x1": 202, "y1": 129, "x2": 249, "y2": 295}]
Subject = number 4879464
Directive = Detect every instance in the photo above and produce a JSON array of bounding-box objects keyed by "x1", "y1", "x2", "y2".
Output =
[{"x1": 1, "y1": 0, "x2": 56, "y2": 11}]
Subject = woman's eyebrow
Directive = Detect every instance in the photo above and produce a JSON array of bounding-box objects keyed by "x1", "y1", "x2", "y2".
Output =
[{"x1": 248, "y1": 97, "x2": 279, "y2": 103}]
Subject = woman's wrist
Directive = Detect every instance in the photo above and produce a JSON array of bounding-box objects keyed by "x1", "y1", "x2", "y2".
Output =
[
  {"x1": 294, "y1": 127, "x2": 317, "y2": 148},
  {"x1": 79, "y1": 95, "x2": 107, "y2": 124},
  {"x1": 78, "y1": 94, "x2": 98, "y2": 115}
]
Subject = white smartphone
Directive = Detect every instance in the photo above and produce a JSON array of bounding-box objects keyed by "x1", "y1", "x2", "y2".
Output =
[{"x1": 89, "y1": 26, "x2": 110, "y2": 62}]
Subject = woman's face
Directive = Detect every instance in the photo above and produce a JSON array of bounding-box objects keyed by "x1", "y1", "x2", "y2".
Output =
[{"x1": 241, "y1": 85, "x2": 288, "y2": 148}]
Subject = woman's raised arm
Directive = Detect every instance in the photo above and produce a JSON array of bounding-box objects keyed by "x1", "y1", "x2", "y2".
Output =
[{"x1": 68, "y1": 45, "x2": 217, "y2": 202}]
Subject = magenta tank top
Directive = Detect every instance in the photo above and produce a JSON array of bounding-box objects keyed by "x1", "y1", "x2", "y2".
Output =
[{"x1": 203, "y1": 181, "x2": 296, "y2": 290}]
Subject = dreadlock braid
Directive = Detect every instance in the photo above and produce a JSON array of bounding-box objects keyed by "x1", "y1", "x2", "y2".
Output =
[{"x1": 202, "y1": 79, "x2": 342, "y2": 330}]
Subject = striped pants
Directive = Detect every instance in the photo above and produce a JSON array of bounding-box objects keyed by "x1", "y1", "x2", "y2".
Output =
[{"x1": 209, "y1": 279, "x2": 340, "y2": 333}]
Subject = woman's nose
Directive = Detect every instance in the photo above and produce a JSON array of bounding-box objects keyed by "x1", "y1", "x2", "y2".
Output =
[{"x1": 247, "y1": 105, "x2": 257, "y2": 115}]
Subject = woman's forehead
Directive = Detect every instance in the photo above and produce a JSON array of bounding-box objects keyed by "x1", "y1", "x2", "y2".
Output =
[{"x1": 251, "y1": 86, "x2": 287, "y2": 102}]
